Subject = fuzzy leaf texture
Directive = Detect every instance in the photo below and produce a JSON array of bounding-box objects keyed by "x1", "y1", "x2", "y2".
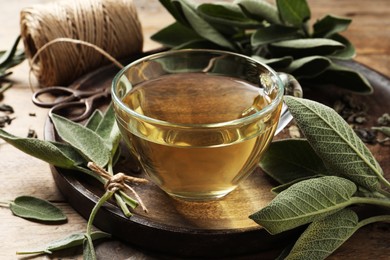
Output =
[
  {"x1": 50, "y1": 113, "x2": 111, "y2": 167},
  {"x1": 286, "y1": 209, "x2": 358, "y2": 260},
  {"x1": 10, "y1": 196, "x2": 66, "y2": 222},
  {"x1": 284, "y1": 96, "x2": 382, "y2": 191},
  {"x1": 0, "y1": 129, "x2": 84, "y2": 169},
  {"x1": 250, "y1": 176, "x2": 357, "y2": 234}
]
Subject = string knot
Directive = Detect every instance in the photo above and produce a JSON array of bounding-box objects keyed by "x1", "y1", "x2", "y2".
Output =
[{"x1": 87, "y1": 162, "x2": 148, "y2": 212}]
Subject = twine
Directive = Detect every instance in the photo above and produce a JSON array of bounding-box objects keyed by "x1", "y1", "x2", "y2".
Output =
[
  {"x1": 20, "y1": 0, "x2": 143, "y2": 87},
  {"x1": 88, "y1": 162, "x2": 148, "y2": 213}
]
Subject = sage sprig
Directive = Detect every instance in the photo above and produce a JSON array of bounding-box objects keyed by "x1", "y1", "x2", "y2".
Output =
[
  {"x1": 254, "y1": 96, "x2": 390, "y2": 259},
  {"x1": 152, "y1": 0, "x2": 372, "y2": 93},
  {"x1": 0, "y1": 103, "x2": 148, "y2": 257}
]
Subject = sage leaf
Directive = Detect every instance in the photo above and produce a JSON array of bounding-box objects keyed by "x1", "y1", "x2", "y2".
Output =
[
  {"x1": 286, "y1": 209, "x2": 358, "y2": 260},
  {"x1": 276, "y1": 0, "x2": 311, "y2": 28},
  {"x1": 10, "y1": 196, "x2": 66, "y2": 222},
  {"x1": 285, "y1": 55, "x2": 331, "y2": 78},
  {"x1": 251, "y1": 55, "x2": 293, "y2": 68},
  {"x1": 86, "y1": 109, "x2": 103, "y2": 131},
  {"x1": 249, "y1": 176, "x2": 357, "y2": 234},
  {"x1": 95, "y1": 103, "x2": 121, "y2": 152},
  {"x1": 151, "y1": 22, "x2": 203, "y2": 48},
  {"x1": 16, "y1": 231, "x2": 110, "y2": 255},
  {"x1": 251, "y1": 24, "x2": 300, "y2": 46},
  {"x1": 83, "y1": 234, "x2": 97, "y2": 260},
  {"x1": 259, "y1": 139, "x2": 329, "y2": 184},
  {"x1": 271, "y1": 175, "x2": 323, "y2": 194},
  {"x1": 159, "y1": 0, "x2": 190, "y2": 27},
  {"x1": 284, "y1": 96, "x2": 382, "y2": 190},
  {"x1": 0, "y1": 129, "x2": 83, "y2": 169},
  {"x1": 0, "y1": 35, "x2": 24, "y2": 66},
  {"x1": 313, "y1": 14, "x2": 352, "y2": 38},
  {"x1": 269, "y1": 38, "x2": 345, "y2": 58},
  {"x1": 197, "y1": 3, "x2": 261, "y2": 29},
  {"x1": 312, "y1": 62, "x2": 373, "y2": 93},
  {"x1": 328, "y1": 34, "x2": 356, "y2": 60},
  {"x1": 173, "y1": 0, "x2": 236, "y2": 50},
  {"x1": 50, "y1": 113, "x2": 111, "y2": 167},
  {"x1": 235, "y1": 0, "x2": 281, "y2": 24}
]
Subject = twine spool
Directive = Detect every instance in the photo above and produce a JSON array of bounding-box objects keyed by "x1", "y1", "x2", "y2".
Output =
[{"x1": 20, "y1": 0, "x2": 143, "y2": 87}]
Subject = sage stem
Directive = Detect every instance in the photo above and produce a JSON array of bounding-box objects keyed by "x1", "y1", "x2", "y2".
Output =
[
  {"x1": 357, "y1": 215, "x2": 390, "y2": 229},
  {"x1": 86, "y1": 190, "x2": 115, "y2": 236},
  {"x1": 352, "y1": 197, "x2": 390, "y2": 209}
]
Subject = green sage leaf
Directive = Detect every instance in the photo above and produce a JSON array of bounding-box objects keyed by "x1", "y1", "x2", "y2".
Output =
[
  {"x1": 276, "y1": 0, "x2": 310, "y2": 28},
  {"x1": 311, "y1": 62, "x2": 373, "y2": 93},
  {"x1": 284, "y1": 96, "x2": 382, "y2": 190},
  {"x1": 16, "y1": 231, "x2": 110, "y2": 255},
  {"x1": 10, "y1": 196, "x2": 66, "y2": 222},
  {"x1": 328, "y1": 34, "x2": 356, "y2": 60},
  {"x1": 0, "y1": 129, "x2": 83, "y2": 169},
  {"x1": 259, "y1": 139, "x2": 329, "y2": 184},
  {"x1": 86, "y1": 109, "x2": 103, "y2": 131},
  {"x1": 286, "y1": 209, "x2": 358, "y2": 260},
  {"x1": 159, "y1": 0, "x2": 189, "y2": 27},
  {"x1": 0, "y1": 35, "x2": 24, "y2": 66},
  {"x1": 151, "y1": 22, "x2": 203, "y2": 48},
  {"x1": 50, "y1": 113, "x2": 111, "y2": 167},
  {"x1": 313, "y1": 14, "x2": 352, "y2": 38},
  {"x1": 285, "y1": 55, "x2": 331, "y2": 78},
  {"x1": 197, "y1": 2, "x2": 261, "y2": 29},
  {"x1": 173, "y1": 0, "x2": 236, "y2": 50},
  {"x1": 83, "y1": 234, "x2": 97, "y2": 260},
  {"x1": 251, "y1": 55, "x2": 293, "y2": 68},
  {"x1": 251, "y1": 24, "x2": 300, "y2": 46},
  {"x1": 95, "y1": 103, "x2": 121, "y2": 152},
  {"x1": 250, "y1": 176, "x2": 357, "y2": 234},
  {"x1": 235, "y1": 0, "x2": 281, "y2": 24},
  {"x1": 269, "y1": 38, "x2": 345, "y2": 58}
]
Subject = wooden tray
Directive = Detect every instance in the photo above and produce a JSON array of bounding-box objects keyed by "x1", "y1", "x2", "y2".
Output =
[{"x1": 44, "y1": 54, "x2": 390, "y2": 258}]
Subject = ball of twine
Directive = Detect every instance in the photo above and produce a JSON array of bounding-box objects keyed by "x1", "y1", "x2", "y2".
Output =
[{"x1": 20, "y1": 0, "x2": 143, "y2": 87}]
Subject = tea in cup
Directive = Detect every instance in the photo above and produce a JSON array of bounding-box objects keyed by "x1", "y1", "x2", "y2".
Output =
[{"x1": 112, "y1": 49, "x2": 298, "y2": 201}]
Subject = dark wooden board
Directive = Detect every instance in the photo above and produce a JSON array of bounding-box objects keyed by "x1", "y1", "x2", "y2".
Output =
[{"x1": 44, "y1": 55, "x2": 390, "y2": 258}]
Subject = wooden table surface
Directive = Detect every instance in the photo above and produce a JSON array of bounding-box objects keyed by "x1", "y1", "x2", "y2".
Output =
[{"x1": 0, "y1": 0, "x2": 389, "y2": 259}]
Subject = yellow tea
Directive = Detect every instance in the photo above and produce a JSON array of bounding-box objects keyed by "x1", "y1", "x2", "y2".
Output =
[{"x1": 116, "y1": 72, "x2": 282, "y2": 200}]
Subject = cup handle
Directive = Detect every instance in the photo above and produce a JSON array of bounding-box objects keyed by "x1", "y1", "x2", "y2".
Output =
[{"x1": 274, "y1": 72, "x2": 303, "y2": 135}]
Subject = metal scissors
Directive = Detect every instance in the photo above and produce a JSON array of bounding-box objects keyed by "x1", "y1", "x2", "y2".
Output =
[{"x1": 32, "y1": 86, "x2": 111, "y2": 121}]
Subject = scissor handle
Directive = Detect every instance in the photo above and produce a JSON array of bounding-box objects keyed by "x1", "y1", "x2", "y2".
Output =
[
  {"x1": 49, "y1": 88, "x2": 111, "y2": 122},
  {"x1": 49, "y1": 100, "x2": 93, "y2": 122},
  {"x1": 32, "y1": 86, "x2": 99, "y2": 108}
]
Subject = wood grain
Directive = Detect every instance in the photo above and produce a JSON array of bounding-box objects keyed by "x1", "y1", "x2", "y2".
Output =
[{"x1": 0, "y1": 0, "x2": 389, "y2": 259}]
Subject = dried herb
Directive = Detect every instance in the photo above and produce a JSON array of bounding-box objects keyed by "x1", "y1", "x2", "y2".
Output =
[
  {"x1": 153, "y1": 0, "x2": 372, "y2": 93},
  {"x1": 377, "y1": 113, "x2": 390, "y2": 126},
  {"x1": 0, "y1": 103, "x2": 14, "y2": 113},
  {"x1": 0, "y1": 115, "x2": 14, "y2": 128},
  {"x1": 254, "y1": 96, "x2": 390, "y2": 259}
]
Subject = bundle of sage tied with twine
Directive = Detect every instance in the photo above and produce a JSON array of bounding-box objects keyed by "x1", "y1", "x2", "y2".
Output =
[{"x1": 20, "y1": 0, "x2": 144, "y2": 87}]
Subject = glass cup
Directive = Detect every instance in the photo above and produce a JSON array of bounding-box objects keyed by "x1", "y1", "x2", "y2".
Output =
[{"x1": 112, "y1": 49, "x2": 301, "y2": 201}]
